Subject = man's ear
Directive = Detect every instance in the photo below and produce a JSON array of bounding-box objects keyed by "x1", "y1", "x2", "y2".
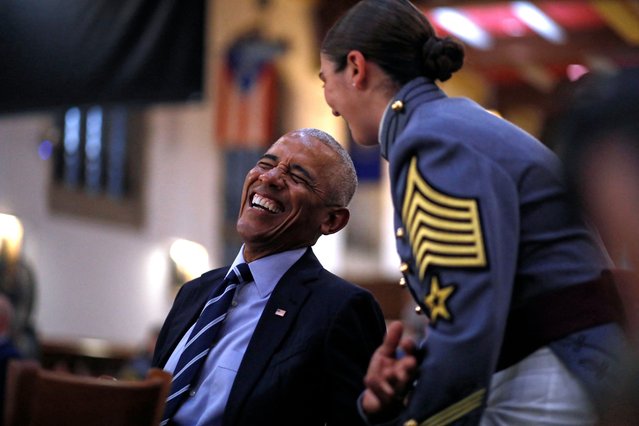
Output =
[
  {"x1": 346, "y1": 50, "x2": 367, "y2": 89},
  {"x1": 320, "y1": 207, "x2": 350, "y2": 236}
]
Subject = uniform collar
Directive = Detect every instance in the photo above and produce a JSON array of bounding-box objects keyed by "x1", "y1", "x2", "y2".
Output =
[{"x1": 379, "y1": 77, "x2": 445, "y2": 159}]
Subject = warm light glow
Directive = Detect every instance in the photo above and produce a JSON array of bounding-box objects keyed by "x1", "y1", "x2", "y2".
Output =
[
  {"x1": 146, "y1": 247, "x2": 170, "y2": 316},
  {"x1": 567, "y1": 64, "x2": 590, "y2": 81},
  {"x1": 147, "y1": 248, "x2": 168, "y2": 288},
  {"x1": 313, "y1": 232, "x2": 343, "y2": 273},
  {"x1": 0, "y1": 213, "x2": 24, "y2": 262},
  {"x1": 169, "y1": 239, "x2": 210, "y2": 282},
  {"x1": 432, "y1": 8, "x2": 493, "y2": 50},
  {"x1": 512, "y1": 1, "x2": 565, "y2": 44}
]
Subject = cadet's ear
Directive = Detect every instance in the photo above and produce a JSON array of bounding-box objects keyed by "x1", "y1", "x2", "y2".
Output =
[
  {"x1": 320, "y1": 207, "x2": 350, "y2": 236},
  {"x1": 346, "y1": 50, "x2": 367, "y2": 89}
]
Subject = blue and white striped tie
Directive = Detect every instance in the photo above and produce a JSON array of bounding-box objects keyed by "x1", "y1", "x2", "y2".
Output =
[{"x1": 161, "y1": 263, "x2": 253, "y2": 425}]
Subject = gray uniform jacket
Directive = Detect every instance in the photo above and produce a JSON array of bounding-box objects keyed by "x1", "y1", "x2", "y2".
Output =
[{"x1": 380, "y1": 77, "x2": 625, "y2": 425}]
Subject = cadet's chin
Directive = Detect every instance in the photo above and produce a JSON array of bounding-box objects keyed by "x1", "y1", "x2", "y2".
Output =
[{"x1": 348, "y1": 127, "x2": 375, "y2": 147}]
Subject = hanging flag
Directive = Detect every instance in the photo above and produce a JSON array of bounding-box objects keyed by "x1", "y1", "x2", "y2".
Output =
[{"x1": 215, "y1": 33, "x2": 287, "y2": 148}]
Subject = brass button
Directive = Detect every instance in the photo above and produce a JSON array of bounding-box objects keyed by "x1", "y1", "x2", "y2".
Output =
[
  {"x1": 391, "y1": 100, "x2": 404, "y2": 111},
  {"x1": 414, "y1": 306, "x2": 422, "y2": 315},
  {"x1": 396, "y1": 227, "x2": 405, "y2": 238},
  {"x1": 404, "y1": 420, "x2": 418, "y2": 426},
  {"x1": 400, "y1": 262, "x2": 409, "y2": 273},
  {"x1": 399, "y1": 277, "x2": 407, "y2": 288}
]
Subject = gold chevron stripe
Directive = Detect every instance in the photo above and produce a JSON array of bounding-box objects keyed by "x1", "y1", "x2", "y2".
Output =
[
  {"x1": 406, "y1": 205, "x2": 476, "y2": 237},
  {"x1": 414, "y1": 226, "x2": 477, "y2": 244},
  {"x1": 401, "y1": 157, "x2": 486, "y2": 279},
  {"x1": 420, "y1": 389, "x2": 486, "y2": 426}
]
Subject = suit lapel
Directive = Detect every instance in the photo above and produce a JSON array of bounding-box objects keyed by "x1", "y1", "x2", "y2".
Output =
[
  {"x1": 223, "y1": 249, "x2": 321, "y2": 425},
  {"x1": 156, "y1": 268, "x2": 227, "y2": 367}
]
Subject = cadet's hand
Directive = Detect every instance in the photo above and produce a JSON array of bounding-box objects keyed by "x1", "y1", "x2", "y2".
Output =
[{"x1": 362, "y1": 321, "x2": 419, "y2": 420}]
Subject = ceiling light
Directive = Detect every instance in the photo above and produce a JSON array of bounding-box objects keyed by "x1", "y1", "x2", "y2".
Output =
[
  {"x1": 503, "y1": 17, "x2": 527, "y2": 37},
  {"x1": 512, "y1": 1, "x2": 566, "y2": 44},
  {"x1": 432, "y1": 8, "x2": 493, "y2": 50}
]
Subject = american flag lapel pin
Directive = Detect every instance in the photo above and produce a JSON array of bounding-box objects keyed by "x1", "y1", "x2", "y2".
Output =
[{"x1": 275, "y1": 308, "x2": 286, "y2": 317}]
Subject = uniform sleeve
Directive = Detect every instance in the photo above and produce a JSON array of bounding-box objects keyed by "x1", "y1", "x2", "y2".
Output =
[
  {"x1": 324, "y1": 290, "x2": 387, "y2": 426},
  {"x1": 393, "y1": 137, "x2": 520, "y2": 425}
]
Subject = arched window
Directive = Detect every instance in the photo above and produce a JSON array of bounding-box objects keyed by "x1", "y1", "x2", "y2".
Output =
[{"x1": 49, "y1": 105, "x2": 145, "y2": 227}]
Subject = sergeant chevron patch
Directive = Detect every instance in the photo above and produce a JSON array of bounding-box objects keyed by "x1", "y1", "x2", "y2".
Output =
[{"x1": 401, "y1": 157, "x2": 486, "y2": 280}]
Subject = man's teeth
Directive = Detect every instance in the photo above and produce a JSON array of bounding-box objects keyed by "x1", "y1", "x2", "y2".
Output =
[{"x1": 251, "y1": 194, "x2": 282, "y2": 213}]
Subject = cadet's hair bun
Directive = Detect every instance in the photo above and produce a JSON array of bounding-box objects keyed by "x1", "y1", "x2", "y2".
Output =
[{"x1": 421, "y1": 36, "x2": 465, "y2": 82}]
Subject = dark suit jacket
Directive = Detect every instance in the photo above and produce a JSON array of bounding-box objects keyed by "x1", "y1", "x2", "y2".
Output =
[{"x1": 152, "y1": 248, "x2": 386, "y2": 426}]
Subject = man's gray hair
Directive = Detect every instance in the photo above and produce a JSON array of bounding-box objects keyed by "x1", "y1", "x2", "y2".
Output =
[{"x1": 298, "y1": 128, "x2": 358, "y2": 207}]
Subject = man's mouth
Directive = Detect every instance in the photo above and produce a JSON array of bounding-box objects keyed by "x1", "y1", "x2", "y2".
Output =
[{"x1": 251, "y1": 193, "x2": 283, "y2": 213}]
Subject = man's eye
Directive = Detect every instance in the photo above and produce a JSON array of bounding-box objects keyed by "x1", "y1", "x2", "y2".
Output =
[
  {"x1": 257, "y1": 161, "x2": 274, "y2": 169},
  {"x1": 290, "y1": 174, "x2": 312, "y2": 187},
  {"x1": 290, "y1": 174, "x2": 309, "y2": 186}
]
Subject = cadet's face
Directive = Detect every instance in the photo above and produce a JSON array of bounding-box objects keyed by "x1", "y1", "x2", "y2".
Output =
[
  {"x1": 236, "y1": 131, "x2": 338, "y2": 260},
  {"x1": 320, "y1": 54, "x2": 377, "y2": 147}
]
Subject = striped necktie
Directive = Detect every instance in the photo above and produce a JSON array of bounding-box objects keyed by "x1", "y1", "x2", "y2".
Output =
[{"x1": 161, "y1": 263, "x2": 253, "y2": 425}]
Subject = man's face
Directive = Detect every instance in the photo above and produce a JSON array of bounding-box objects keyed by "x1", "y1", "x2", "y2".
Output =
[{"x1": 236, "y1": 131, "x2": 339, "y2": 260}]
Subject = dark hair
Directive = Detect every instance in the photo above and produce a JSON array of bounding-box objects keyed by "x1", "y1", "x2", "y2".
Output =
[
  {"x1": 558, "y1": 68, "x2": 639, "y2": 211},
  {"x1": 321, "y1": 0, "x2": 464, "y2": 85}
]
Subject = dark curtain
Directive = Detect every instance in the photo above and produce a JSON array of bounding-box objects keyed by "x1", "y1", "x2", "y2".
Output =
[{"x1": 0, "y1": 0, "x2": 205, "y2": 113}]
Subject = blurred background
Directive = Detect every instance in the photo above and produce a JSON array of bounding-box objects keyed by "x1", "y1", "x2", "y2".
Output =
[{"x1": 1, "y1": 0, "x2": 638, "y2": 375}]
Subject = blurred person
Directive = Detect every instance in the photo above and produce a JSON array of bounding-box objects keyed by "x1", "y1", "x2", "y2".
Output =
[
  {"x1": 319, "y1": 1, "x2": 626, "y2": 424},
  {"x1": 0, "y1": 234, "x2": 38, "y2": 360},
  {"x1": 0, "y1": 294, "x2": 22, "y2": 423},
  {"x1": 558, "y1": 67, "x2": 639, "y2": 425},
  {"x1": 560, "y1": 68, "x2": 639, "y2": 279},
  {"x1": 152, "y1": 128, "x2": 386, "y2": 425}
]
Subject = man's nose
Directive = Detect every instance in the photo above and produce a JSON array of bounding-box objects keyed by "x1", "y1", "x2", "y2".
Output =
[{"x1": 259, "y1": 165, "x2": 287, "y2": 186}]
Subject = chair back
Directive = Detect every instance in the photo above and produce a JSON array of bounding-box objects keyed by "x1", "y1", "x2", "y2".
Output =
[{"x1": 4, "y1": 359, "x2": 171, "y2": 426}]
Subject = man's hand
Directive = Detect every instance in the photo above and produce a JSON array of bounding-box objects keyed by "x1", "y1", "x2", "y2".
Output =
[{"x1": 362, "y1": 320, "x2": 419, "y2": 420}]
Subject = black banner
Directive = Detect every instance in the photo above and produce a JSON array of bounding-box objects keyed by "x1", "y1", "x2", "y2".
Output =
[{"x1": 0, "y1": 0, "x2": 205, "y2": 113}]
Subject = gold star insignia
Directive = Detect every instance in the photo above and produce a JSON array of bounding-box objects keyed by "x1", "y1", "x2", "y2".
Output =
[{"x1": 424, "y1": 276, "x2": 455, "y2": 324}]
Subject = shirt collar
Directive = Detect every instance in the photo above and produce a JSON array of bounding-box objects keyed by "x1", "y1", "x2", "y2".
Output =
[{"x1": 230, "y1": 245, "x2": 307, "y2": 298}]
